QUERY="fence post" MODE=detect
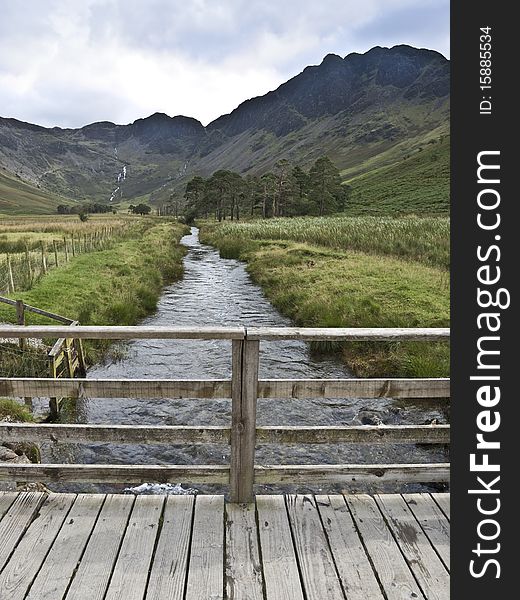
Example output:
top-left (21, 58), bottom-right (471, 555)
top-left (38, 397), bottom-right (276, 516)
top-left (63, 236), bottom-right (69, 262)
top-left (15, 299), bottom-right (25, 350)
top-left (48, 354), bottom-right (59, 419)
top-left (6, 254), bottom-right (15, 293)
top-left (230, 338), bottom-right (260, 503)
top-left (24, 246), bottom-right (32, 286)
top-left (40, 242), bottom-right (47, 275)
top-left (53, 241), bottom-right (59, 267)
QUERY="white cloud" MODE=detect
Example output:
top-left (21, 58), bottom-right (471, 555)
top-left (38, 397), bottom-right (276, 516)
top-left (0, 0), bottom-right (449, 128)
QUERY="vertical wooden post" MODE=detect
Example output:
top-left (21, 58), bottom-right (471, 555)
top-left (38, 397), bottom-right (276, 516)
top-left (6, 254), bottom-right (15, 293)
top-left (17, 298), bottom-right (31, 409)
top-left (63, 236), bottom-right (69, 262)
top-left (48, 355), bottom-right (59, 420)
top-left (53, 240), bottom-right (59, 267)
top-left (24, 246), bottom-right (32, 286)
top-left (40, 242), bottom-right (47, 275)
top-left (16, 299), bottom-right (25, 350)
top-left (64, 338), bottom-right (75, 377)
top-left (230, 338), bottom-right (260, 503)
top-left (71, 234), bottom-right (76, 257)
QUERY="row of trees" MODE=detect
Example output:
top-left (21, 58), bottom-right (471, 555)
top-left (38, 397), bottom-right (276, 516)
top-left (183, 157), bottom-right (347, 221)
top-left (57, 202), bottom-right (114, 215)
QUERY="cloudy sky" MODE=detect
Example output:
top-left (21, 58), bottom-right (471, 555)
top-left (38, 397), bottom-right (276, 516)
top-left (0, 0), bottom-right (449, 129)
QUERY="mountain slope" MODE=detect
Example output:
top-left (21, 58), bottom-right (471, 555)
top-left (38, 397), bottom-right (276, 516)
top-left (0, 167), bottom-right (71, 215)
top-left (344, 133), bottom-right (450, 215)
top-left (0, 45), bottom-right (449, 214)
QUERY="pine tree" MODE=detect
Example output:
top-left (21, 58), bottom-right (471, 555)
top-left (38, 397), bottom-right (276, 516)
top-left (308, 156), bottom-right (344, 216)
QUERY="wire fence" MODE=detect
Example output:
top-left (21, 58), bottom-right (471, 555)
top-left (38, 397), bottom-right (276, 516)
top-left (0, 225), bottom-right (127, 294)
top-left (0, 340), bottom-right (50, 378)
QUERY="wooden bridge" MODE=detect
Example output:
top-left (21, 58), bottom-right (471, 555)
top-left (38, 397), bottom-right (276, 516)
top-left (0, 325), bottom-right (450, 599)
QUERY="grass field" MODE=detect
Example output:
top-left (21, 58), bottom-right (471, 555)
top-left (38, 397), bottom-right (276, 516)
top-left (201, 216), bottom-right (449, 377)
top-left (212, 215), bottom-right (449, 270)
top-left (0, 218), bottom-right (188, 368)
top-left (0, 214), bottom-right (144, 292)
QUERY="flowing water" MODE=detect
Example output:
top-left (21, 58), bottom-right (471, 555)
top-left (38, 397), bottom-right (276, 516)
top-left (41, 227), bottom-right (449, 495)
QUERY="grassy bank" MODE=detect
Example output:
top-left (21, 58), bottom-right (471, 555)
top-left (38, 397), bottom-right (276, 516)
top-left (210, 215), bottom-right (449, 270)
top-left (201, 217), bottom-right (449, 377)
top-left (1, 219), bottom-right (188, 367)
top-left (343, 134), bottom-right (450, 216)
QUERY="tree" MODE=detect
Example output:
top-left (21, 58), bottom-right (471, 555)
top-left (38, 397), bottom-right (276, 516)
top-left (244, 175), bottom-right (262, 217)
top-left (132, 203), bottom-right (152, 215)
top-left (260, 173), bottom-right (277, 218)
top-left (184, 176), bottom-right (206, 216)
top-left (308, 156), bottom-right (345, 216)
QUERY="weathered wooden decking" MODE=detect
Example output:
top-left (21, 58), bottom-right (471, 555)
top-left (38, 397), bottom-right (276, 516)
top-left (0, 491), bottom-right (450, 600)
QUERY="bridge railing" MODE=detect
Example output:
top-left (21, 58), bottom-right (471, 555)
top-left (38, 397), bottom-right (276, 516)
top-left (0, 325), bottom-right (450, 502)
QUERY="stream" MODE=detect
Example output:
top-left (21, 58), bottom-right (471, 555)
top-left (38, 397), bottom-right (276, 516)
top-left (41, 227), bottom-right (449, 495)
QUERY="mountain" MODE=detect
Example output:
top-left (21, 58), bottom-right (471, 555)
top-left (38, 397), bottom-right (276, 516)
top-left (0, 167), bottom-right (70, 214)
top-left (0, 45), bottom-right (449, 214)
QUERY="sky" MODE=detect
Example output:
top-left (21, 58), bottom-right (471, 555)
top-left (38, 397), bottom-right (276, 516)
top-left (0, 0), bottom-right (449, 129)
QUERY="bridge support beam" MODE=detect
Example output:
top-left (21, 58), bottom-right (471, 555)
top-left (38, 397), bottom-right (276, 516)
top-left (230, 339), bottom-right (260, 503)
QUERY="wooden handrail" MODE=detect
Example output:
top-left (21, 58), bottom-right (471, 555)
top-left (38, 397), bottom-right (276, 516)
top-left (0, 296), bottom-right (74, 324)
top-left (0, 325), bottom-right (451, 501)
top-left (0, 325), bottom-right (450, 341)
top-left (0, 325), bottom-right (246, 339)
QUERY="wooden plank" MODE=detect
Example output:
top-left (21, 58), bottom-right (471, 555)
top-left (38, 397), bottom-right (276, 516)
top-left (404, 493), bottom-right (450, 570)
top-left (225, 502), bottom-right (263, 600)
top-left (256, 496), bottom-right (304, 600)
top-left (432, 493), bottom-right (450, 520)
top-left (0, 325), bottom-right (245, 340)
top-left (0, 378), bottom-right (232, 399)
top-left (230, 339), bottom-right (259, 503)
top-left (254, 464), bottom-right (450, 485)
top-left (185, 495), bottom-right (225, 600)
top-left (316, 495), bottom-right (385, 599)
top-left (0, 494), bottom-right (75, 600)
top-left (0, 492), bottom-right (45, 571)
top-left (256, 425), bottom-right (450, 445)
top-left (346, 494), bottom-right (425, 600)
top-left (247, 326), bottom-right (450, 341)
top-left (0, 492), bottom-right (17, 520)
top-left (105, 495), bottom-right (164, 600)
top-left (0, 464), bottom-right (230, 484)
top-left (375, 494), bottom-right (449, 599)
top-left (285, 495), bottom-right (344, 599)
top-left (26, 494), bottom-right (105, 600)
top-left (0, 377), bottom-right (450, 401)
top-left (0, 423), bottom-right (231, 445)
top-left (65, 494), bottom-right (135, 600)
top-left (258, 378), bottom-right (450, 399)
top-left (146, 495), bottom-right (195, 600)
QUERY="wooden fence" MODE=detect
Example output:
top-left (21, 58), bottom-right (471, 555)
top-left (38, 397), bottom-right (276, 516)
top-left (0, 296), bottom-right (86, 415)
top-left (0, 325), bottom-right (450, 502)
top-left (0, 226), bottom-right (122, 294)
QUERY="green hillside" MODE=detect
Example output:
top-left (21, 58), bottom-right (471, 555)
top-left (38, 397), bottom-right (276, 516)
top-left (0, 168), bottom-right (71, 215)
top-left (344, 134), bottom-right (449, 215)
